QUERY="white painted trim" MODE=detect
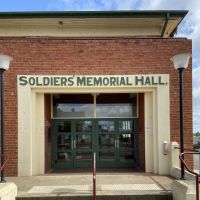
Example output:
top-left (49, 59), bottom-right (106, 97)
top-left (145, 92), bottom-right (154, 172)
top-left (18, 74), bottom-right (170, 175)
top-left (18, 85), bottom-right (32, 176)
top-left (157, 86), bottom-right (170, 175)
top-left (153, 90), bottom-right (158, 173)
top-left (31, 92), bottom-right (45, 175)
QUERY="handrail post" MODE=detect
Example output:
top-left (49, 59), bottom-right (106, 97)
top-left (93, 152), bottom-right (96, 200)
top-left (199, 153), bottom-right (200, 174)
top-left (0, 70), bottom-right (5, 182)
top-left (196, 175), bottom-right (199, 200)
top-left (0, 154), bottom-right (8, 179)
top-left (179, 152), bottom-right (200, 200)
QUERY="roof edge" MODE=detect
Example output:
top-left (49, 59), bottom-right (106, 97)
top-left (0, 10), bottom-right (188, 19)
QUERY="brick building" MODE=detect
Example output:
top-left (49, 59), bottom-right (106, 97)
top-left (0, 11), bottom-right (192, 176)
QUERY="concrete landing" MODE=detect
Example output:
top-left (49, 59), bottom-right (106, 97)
top-left (7, 173), bottom-right (173, 199)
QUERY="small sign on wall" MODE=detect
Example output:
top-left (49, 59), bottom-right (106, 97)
top-left (145, 126), bottom-right (151, 133)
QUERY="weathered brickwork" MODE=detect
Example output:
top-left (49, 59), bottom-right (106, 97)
top-left (0, 37), bottom-right (192, 176)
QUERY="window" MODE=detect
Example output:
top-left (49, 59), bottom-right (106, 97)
top-left (96, 93), bottom-right (137, 118)
top-left (53, 94), bottom-right (93, 118)
top-left (53, 93), bottom-right (137, 118)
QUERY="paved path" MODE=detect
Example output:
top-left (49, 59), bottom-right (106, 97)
top-left (194, 154), bottom-right (200, 170)
top-left (7, 173), bottom-right (173, 198)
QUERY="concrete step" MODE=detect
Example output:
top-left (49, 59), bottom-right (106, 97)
top-left (16, 193), bottom-right (172, 200)
top-left (8, 174), bottom-right (173, 200)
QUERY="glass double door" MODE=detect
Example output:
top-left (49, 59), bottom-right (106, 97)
top-left (97, 119), bottom-right (137, 168)
top-left (51, 118), bottom-right (137, 169)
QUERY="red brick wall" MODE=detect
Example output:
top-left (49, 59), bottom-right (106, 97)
top-left (0, 37), bottom-right (192, 176)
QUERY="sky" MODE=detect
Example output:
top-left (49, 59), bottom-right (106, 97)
top-left (0, 0), bottom-right (199, 132)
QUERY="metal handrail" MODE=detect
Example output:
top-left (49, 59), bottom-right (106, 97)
top-left (0, 154), bottom-right (8, 172)
top-left (93, 152), bottom-right (96, 200)
top-left (179, 152), bottom-right (200, 200)
top-left (175, 146), bottom-right (199, 152)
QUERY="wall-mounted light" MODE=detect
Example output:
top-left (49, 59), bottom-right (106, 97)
top-left (58, 21), bottom-right (64, 28)
top-left (0, 54), bottom-right (12, 70)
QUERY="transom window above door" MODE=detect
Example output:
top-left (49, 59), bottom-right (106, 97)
top-left (53, 93), bottom-right (138, 118)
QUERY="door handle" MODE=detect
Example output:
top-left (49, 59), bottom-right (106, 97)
top-left (115, 140), bottom-right (117, 148)
top-left (115, 139), bottom-right (119, 149)
top-left (71, 140), bottom-right (74, 150)
top-left (74, 139), bottom-right (76, 149)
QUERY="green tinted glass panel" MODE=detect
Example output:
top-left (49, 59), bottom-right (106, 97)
top-left (57, 152), bottom-right (72, 163)
top-left (57, 134), bottom-right (71, 150)
top-left (76, 134), bottom-right (92, 149)
top-left (119, 134), bottom-right (134, 149)
top-left (99, 151), bottom-right (115, 161)
top-left (120, 150), bottom-right (135, 162)
top-left (119, 120), bottom-right (134, 132)
top-left (76, 121), bottom-right (92, 132)
top-left (98, 121), bottom-right (114, 132)
top-left (99, 134), bottom-right (115, 149)
top-left (57, 121), bottom-right (71, 133)
top-left (76, 151), bottom-right (92, 162)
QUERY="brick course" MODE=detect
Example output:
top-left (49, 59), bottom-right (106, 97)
top-left (0, 37), bottom-right (192, 176)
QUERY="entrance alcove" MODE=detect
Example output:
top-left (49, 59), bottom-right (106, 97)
top-left (18, 74), bottom-right (170, 176)
top-left (44, 93), bottom-right (145, 172)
